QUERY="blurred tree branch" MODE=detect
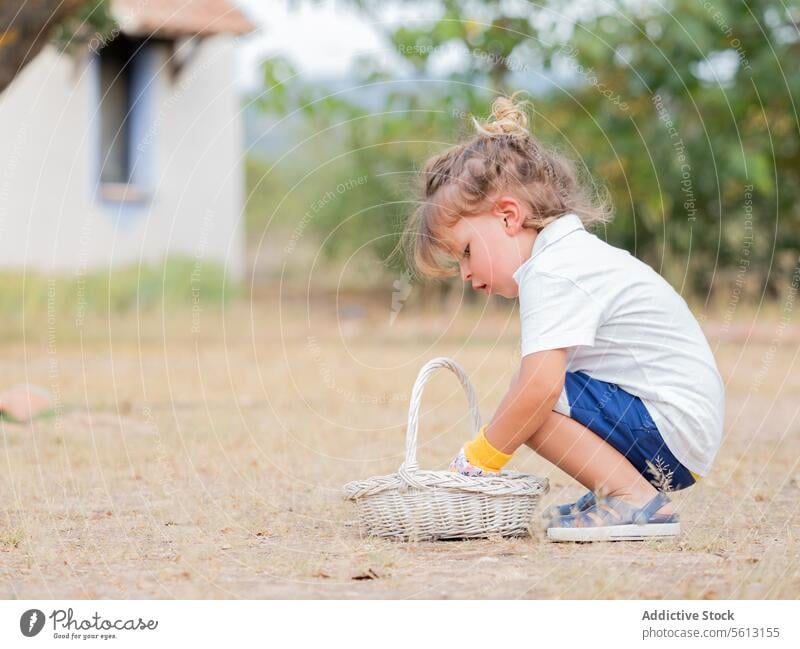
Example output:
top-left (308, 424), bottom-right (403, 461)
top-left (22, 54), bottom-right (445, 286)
top-left (0, 0), bottom-right (112, 95)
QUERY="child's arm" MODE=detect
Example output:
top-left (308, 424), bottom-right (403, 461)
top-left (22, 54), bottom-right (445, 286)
top-left (487, 348), bottom-right (566, 453)
top-left (450, 349), bottom-right (566, 475)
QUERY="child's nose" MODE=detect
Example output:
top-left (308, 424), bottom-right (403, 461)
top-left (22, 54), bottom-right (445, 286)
top-left (459, 261), bottom-right (471, 282)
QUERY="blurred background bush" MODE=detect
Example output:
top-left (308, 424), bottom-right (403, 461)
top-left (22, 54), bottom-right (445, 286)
top-left (247, 0), bottom-right (800, 308)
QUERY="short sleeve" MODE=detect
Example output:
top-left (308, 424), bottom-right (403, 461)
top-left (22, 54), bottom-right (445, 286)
top-left (517, 270), bottom-right (604, 358)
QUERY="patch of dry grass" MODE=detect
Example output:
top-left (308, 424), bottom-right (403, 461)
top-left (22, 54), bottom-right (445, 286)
top-left (0, 527), bottom-right (24, 550)
top-left (0, 302), bottom-right (798, 598)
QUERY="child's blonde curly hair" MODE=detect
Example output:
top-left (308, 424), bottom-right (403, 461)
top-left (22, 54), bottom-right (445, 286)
top-left (398, 93), bottom-right (611, 279)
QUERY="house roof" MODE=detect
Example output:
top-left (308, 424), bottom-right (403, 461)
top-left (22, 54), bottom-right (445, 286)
top-left (112, 0), bottom-right (256, 38)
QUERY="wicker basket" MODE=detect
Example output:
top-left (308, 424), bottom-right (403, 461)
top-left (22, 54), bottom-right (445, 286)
top-left (342, 357), bottom-right (549, 541)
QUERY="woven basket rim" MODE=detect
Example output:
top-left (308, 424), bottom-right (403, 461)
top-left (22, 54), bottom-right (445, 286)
top-left (342, 467), bottom-right (549, 500)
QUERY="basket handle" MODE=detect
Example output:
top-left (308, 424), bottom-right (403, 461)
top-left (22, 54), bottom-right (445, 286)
top-left (398, 357), bottom-right (482, 486)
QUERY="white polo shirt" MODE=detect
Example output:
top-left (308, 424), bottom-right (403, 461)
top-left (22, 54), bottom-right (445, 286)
top-left (512, 213), bottom-right (725, 476)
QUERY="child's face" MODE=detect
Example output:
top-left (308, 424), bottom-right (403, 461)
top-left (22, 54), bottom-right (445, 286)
top-left (442, 196), bottom-right (537, 299)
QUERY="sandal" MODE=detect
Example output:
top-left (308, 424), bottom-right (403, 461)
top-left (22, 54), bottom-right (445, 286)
top-left (546, 491), bottom-right (680, 542)
top-left (542, 490), bottom-right (596, 520)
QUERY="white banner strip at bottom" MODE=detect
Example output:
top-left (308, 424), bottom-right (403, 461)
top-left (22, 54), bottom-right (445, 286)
top-left (1, 600), bottom-right (797, 648)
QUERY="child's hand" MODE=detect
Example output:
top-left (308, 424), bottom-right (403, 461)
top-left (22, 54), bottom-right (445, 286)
top-left (449, 447), bottom-right (500, 477)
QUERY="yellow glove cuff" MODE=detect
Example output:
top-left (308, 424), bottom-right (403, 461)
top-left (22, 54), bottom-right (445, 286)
top-left (463, 425), bottom-right (512, 473)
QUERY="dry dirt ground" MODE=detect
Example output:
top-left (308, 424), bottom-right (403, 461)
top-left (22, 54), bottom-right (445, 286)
top-left (1, 302), bottom-right (798, 598)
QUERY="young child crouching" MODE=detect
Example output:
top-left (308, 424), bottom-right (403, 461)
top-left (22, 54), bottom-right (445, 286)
top-left (399, 95), bottom-right (725, 542)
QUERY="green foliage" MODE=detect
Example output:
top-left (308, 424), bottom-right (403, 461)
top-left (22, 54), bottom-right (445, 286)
top-left (540, 0), bottom-right (800, 296)
top-left (254, 0), bottom-right (800, 298)
top-left (52, 0), bottom-right (115, 52)
top-left (0, 257), bottom-right (236, 327)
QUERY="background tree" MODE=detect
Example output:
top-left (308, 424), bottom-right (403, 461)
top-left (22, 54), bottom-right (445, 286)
top-left (0, 0), bottom-right (112, 94)
top-left (251, 0), bottom-right (800, 302)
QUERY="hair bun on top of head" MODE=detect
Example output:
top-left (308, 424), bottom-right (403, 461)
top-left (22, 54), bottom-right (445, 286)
top-left (472, 93), bottom-right (530, 137)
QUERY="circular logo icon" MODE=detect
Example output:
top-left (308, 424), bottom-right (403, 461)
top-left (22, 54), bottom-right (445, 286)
top-left (20, 609), bottom-right (45, 637)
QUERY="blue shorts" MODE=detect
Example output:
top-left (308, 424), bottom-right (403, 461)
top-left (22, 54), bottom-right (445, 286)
top-left (563, 371), bottom-right (698, 492)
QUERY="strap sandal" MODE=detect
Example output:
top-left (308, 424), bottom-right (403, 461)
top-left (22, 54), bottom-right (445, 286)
top-left (541, 490), bottom-right (596, 520)
top-left (546, 491), bottom-right (680, 542)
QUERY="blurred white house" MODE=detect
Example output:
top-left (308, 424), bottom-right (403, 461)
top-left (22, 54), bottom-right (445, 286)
top-left (0, 0), bottom-right (254, 280)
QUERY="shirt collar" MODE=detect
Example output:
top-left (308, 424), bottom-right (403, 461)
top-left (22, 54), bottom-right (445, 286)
top-left (512, 213), bottom-right (585, 284)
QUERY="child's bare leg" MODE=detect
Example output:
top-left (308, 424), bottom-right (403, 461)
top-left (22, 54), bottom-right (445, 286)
top-left (524, 410), bottom-right (674, 519)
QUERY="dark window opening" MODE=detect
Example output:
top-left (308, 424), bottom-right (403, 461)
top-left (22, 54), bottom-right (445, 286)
top-left (97, 34), bottom-right (158, 204)
top-left (98, 35), bottom-right (141, 185)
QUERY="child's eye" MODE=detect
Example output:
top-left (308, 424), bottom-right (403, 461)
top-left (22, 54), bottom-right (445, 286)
top-left (463, 244), bottom-right (470, 258)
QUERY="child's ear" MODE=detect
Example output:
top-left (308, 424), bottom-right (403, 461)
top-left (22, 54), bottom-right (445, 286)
top-left (493, 195), bottom-right (525, 234)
